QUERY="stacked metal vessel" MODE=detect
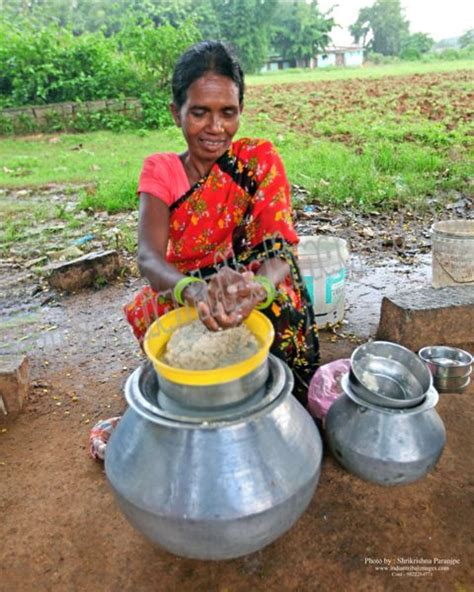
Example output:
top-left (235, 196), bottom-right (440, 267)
top-left (326, 341), bottom-right (446, 485)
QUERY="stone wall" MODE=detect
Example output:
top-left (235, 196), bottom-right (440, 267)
top-left (0, 98), bottom-right (142, 133)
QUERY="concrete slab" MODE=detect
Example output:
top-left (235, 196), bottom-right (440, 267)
top-left (376, 286), bottom-right (474, 352)
top-left (0, 354), bottom-right (29, 423)
top-left (47, 250), bottom-right (121, 292)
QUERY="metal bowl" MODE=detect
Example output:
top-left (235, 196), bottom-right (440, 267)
top-left (433, 371), bottom-right (471, 393)
top-left (157, 359), bottom-right (269, 409)
top-left (341, 374), bottom-right (439, 415)
top-left (418, 346), bottom-right (473, 378)
top-left (143, 307), bottom-right (275, 409)
top-left (350, 341), bottom-right (432, 409)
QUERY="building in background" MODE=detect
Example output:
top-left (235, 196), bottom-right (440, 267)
top-left (261, 46), bottom-right (364, 72)
top-left (315, 46), bottom-right (364, 68)
top-left (261, 55), bottom-right (295, 72)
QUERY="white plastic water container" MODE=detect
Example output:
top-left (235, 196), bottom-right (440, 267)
top-left (431, 220), bottom-right (474, 288)
top-left (297, 236), bottom-right (349, 327)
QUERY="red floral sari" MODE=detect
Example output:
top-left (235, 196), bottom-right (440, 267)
top-left (124, 138), bottom-right (319, 401)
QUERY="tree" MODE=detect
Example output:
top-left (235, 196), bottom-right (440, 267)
top-left (117, 17), bottom-right (200, 86)
top-left (271, 0), bottom-right (335, 65)
top-left (400, 32), bottom-right (434, 59)
top-left (1, 0), bottom-right (275, 72)
top-left (459, 28), bottom-right (474, 48)
top-left (349, 7), bottom-right (372, 48)
top-left (350, 0), bottom-right (409, 56)
top-left (220, 0), bottom-right (278, 72)
top-left (187, 0), bottom-right (222, 41)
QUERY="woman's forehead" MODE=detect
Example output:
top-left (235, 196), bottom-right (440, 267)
top-left (185, 73), bottom-right (240, 105)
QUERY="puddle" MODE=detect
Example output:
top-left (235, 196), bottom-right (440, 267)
top-left (343, 253), bottom-right (431, 338)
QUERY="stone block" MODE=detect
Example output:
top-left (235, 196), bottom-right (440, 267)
top-left (62, 102), bottom-right (74, 115)
top-left (0, 354), bottom-right (29, 423)
top-left (376, 286), bottom-right (474, 352)
top-left (32, 105), bottom-right (51, 124)
top-left (47, 250), bottom-right (121, 292)
top-left (86, 100), bottom-right (107, 113)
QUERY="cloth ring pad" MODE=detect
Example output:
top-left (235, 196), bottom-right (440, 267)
top-left (89, 417), bottom-right (121, 461)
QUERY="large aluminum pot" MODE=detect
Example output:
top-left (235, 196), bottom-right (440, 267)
top-left (325, 375), bottom-right (446, 486)
top-left (105, 356), bottom-right (323, 560)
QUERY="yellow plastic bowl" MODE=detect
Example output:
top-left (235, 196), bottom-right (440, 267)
top-left (143, 307), bottom-right (275, 386)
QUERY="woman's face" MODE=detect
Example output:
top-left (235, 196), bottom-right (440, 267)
top-left (171, 72), bottom-right (242, 164)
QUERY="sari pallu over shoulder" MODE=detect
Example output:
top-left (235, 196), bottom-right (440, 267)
top-left (166, 138), bottom-right (299, 273)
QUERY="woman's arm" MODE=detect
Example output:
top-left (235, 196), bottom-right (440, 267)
top-left (137, 193), bottom-right (183, 292)
top-left (137, 192), bottom-right (208, 306)
top-left (137, 193), bottom-right (234, 330)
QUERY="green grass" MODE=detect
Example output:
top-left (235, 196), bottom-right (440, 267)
top-left (0, 127), bottom-right (186, 187)
top-left (246, 59), bottom-right (474, 85)
top-left (0, 60), bottom-right (472, 216)
top-left (263, 135), bottom-right (449, 207)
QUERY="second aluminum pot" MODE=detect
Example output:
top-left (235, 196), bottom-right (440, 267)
top-left (325, 375), bottom-right (446, 486)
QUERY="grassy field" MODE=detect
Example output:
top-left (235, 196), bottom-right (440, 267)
top-left (0, 60), bottom-right (472, 218)
top-left (246, 59), bottom-right (474, 85)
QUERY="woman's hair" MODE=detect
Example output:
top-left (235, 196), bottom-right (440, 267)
top-left (172, 40), bottom-right (245, 109)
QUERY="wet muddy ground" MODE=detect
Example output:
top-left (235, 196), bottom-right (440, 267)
top-left (344, 253), bottom-right (431, 338)
top-left (1, 188), bottom-right (473, 591)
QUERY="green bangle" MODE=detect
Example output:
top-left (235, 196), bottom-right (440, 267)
top-left (173, 276), bottom-right (206, 306)
top-left (254, 275), bottom-right (277, 310)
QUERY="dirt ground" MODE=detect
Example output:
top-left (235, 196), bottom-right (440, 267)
top-left (1, 249), bottom-right (473, 591)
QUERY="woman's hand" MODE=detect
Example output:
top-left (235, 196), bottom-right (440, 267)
top-left (181, 281), bottom-right (218, 332)
top-left (207, 267), bottom-right (267, 329)
top-left (182, 267), bottom-right (272, 331)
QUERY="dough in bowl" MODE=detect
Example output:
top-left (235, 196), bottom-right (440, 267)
top-left (162, 320), bottom-right (259, 370)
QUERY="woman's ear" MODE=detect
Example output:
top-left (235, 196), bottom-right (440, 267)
top-left (170, 103), bottom-right (181, 127)
top-left (239, 102), bottom-right (244, 114)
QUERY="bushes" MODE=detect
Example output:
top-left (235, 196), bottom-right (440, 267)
top-left (400, 48), bottom-right (422, 61)
top-left (0, 23), bottom-right (136, 107)
top-left (366, 52), bottom-right (400, 65)
top-left (438, 48), bottom-right (462, 61)
top-left (366, 47), bottom-right (474, 65)
top-left (0, 17), bottom-right (200, 132)
top-left (436, 47), bottom-right (474, 60)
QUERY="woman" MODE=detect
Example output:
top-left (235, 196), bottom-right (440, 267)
top-left (124, 40), bottom-right (319, 403)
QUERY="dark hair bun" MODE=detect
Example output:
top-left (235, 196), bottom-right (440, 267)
top-left (172, 40), bottom-right (245, 109)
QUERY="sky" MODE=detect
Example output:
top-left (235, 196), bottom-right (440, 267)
top-left (318, 0), bottom-right (474, 45)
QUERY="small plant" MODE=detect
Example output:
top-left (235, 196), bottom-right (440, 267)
top-left (0, 115), bottom-right (13, 134)
top-left (4, 222), bottom-right (20, 242)
top-left (66, 218), bottom-right (83, 230)
top-left (78, 176), bottom-right (137, 214)
top-left (116, 225), bottom-right (138, 254)
top-left (94, 275), bottom-right (108, 288)
top-left (54, 204), bottom-right (68, 220)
